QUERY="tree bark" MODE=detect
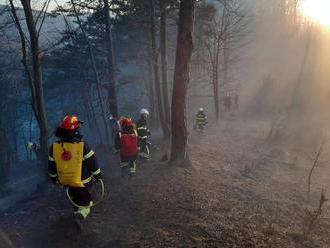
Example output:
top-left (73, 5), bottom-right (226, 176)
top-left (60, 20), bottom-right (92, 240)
top-left (29, 107), bottom-right (33, 160)
top-left (19, 0), bottom-right (49, 169)
top-left (170, 0), bottom-right (195, 166)
top-left (149, 0), bottom-right (170, 139)
top-left (208, 42), bottom-right (220, 122)
top-left (9, 0), bottom-right (37, 119)
top-left (222, 0), bottom-right (228, 88)
top-left (147, 56), bottom-right (157, 126)
top-left (0, 128), bottom-right (11, 186)
top-left (221, 0), bottom-right (228, 122)
top-left (160, 0), bottom-right (171, 133)
top-left (213, 52), bottom-right (220, 122)
top-left (103, 0), bottom-right (118, 117)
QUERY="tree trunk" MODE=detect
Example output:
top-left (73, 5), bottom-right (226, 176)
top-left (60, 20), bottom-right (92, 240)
top-left (213, 61), bottom-right (220, 122)
top-left (0, 128), bottom-right (11, 187)
top-left (147, 57), bottom-right (157, 127)
top-left (160, 0), bottom-right (171, 133)
top-left (20, 0), bottom-right (49, 169)
top-left (288, 30), bottom-right (311, 118)
top-left (170, 0), bottom-right (195, 166)
top-left (222, 0), bottom-right (229, 88)
top-left (149, 0), bottom-right (170, 139)
top-left (103, 0), bottom-right (118, 117)
top-left (211, 43), bottom-right (220, 122)
top-left (29, 107), bottom-right (33, 160)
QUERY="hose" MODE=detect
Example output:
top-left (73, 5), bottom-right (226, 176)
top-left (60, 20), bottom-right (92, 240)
top-left (65, 179), bottom-right (105, 208)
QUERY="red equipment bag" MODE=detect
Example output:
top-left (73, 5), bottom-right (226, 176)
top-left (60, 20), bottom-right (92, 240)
top-left (120, 132), bottom-right (138, 157)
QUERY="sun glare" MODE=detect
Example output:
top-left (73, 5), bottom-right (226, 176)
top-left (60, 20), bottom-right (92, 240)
top-left (300, 0), bottom-right (330, 27)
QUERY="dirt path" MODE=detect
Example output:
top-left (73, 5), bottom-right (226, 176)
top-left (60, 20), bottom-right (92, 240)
top-left (1, 117), bottom-right (330, 247)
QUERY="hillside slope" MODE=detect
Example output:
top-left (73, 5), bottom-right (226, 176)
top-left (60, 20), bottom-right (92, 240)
top-left (1, 115), bottom-right (330, 248)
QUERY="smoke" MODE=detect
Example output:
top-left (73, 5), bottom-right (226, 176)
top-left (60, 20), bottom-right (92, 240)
top-left (203, 0), bottom-right (222, 12)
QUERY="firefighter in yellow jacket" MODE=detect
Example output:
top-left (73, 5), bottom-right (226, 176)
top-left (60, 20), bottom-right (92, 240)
top-left (48, 115), bottom-right (102, 230)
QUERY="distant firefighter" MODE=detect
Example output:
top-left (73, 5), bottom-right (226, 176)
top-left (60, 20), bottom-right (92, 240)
top-left (224, 92), bottom-right (232, 111)
top-left (136, 108), bottom-right (151, 160)
top-left (195, 108), bottom-right (208, 130)
top-left (234, 93), bottom-right (239, 110)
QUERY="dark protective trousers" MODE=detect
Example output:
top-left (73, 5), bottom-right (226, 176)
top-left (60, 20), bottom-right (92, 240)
top-left (139, 139), bottom-right (150, 158)
top-left (68, 183), bottom-right (93, 219)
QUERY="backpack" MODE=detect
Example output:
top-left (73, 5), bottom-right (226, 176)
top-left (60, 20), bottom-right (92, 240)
top-left (120, 132), bottom-right (138, 157)
top-left (53, 142), bottom-right (84, 187)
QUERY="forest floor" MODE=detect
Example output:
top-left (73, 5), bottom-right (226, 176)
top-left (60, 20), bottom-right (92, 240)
top-left (1, 113), bottom-right (330, 248)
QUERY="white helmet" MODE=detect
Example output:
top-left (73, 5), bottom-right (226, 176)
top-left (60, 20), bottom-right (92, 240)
top-left (140, 108), bottom-right (150, 116)
top-left (199, 108), bottom-right (204, 112)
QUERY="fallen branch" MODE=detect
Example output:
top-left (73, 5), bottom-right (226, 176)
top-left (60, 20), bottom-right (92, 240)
top-left (307, 139), bottom-right (326, 197)
top-left (302, 189), bottom-right (327, 239)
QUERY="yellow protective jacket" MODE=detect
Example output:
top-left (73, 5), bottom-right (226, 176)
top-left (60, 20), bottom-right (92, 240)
top-left (48, 140), bottom-right (101, 187)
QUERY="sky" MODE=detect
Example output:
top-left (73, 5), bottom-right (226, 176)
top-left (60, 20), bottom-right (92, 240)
top-left (0, 0), bottom-right (66, 11)
top-left (0, 0), bottom-right (257, 11)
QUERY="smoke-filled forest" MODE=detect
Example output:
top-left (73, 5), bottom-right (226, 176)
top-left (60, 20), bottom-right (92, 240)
top-left (1, 0), bottom-right (330, 247)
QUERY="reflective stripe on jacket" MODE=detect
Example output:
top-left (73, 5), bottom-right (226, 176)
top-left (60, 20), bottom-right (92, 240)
top-left (48, 141), bottom-right (101, 185)
top-left (136, 118), bottom-right (150, 139)
top-left (196, 112), bottom-right (207, 123)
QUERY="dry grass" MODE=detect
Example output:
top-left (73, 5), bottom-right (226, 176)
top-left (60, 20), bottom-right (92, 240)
top-left (1, 117), bottom-right (330, 247)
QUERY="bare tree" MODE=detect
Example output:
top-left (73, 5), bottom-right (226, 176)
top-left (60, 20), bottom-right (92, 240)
top-left (10, 0), bottom-right (49, 171)
top-left (147, 49), bottom-right (157, 126)
top-left (198, 0), bottom-right (247, 122)
top-left (70, 0), bottom-right (111, 144)
top-left (203, 14), bottom-right (223, 122)
top-left (149, 0), bottom-right (170, 139)
top-left (170, 0), bottom-right (195, 166)
top-left (53, 0), bottom-right (104, 144)
top-left (305, 139), bottom-right (326, 197)
top-left (103, 0), bottom-right (118, 117)
top-left (160, 0), bottom-right (171, 133)
top-left (303, 190), bottom-right (327, 239)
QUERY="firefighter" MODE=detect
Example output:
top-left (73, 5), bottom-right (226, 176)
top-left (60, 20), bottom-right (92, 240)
top-left (196, 108), bottom-right (208, 130)
top-left (48, 115), bottom-right (102, 231)
top-left (234, 93), bottom-right (239, 110)
top-left (115, 117), bottom-right (139, 177)
top-left (136, 108), bottom-right (151, 159)
top-left (224, 92), bottom-right (232, 111)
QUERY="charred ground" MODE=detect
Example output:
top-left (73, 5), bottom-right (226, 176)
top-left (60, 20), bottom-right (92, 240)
top-left (1, 115), bottom-right (330, 248)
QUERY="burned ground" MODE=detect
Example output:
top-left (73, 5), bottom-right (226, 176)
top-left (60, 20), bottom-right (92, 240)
top-left (1, 115), bottom-right (330, 248)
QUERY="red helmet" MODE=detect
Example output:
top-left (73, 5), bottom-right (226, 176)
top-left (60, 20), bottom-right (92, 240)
top-left (60, 115), bottom-right (82, 131)
top-left (120, 117), bottom-right (134, 128)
